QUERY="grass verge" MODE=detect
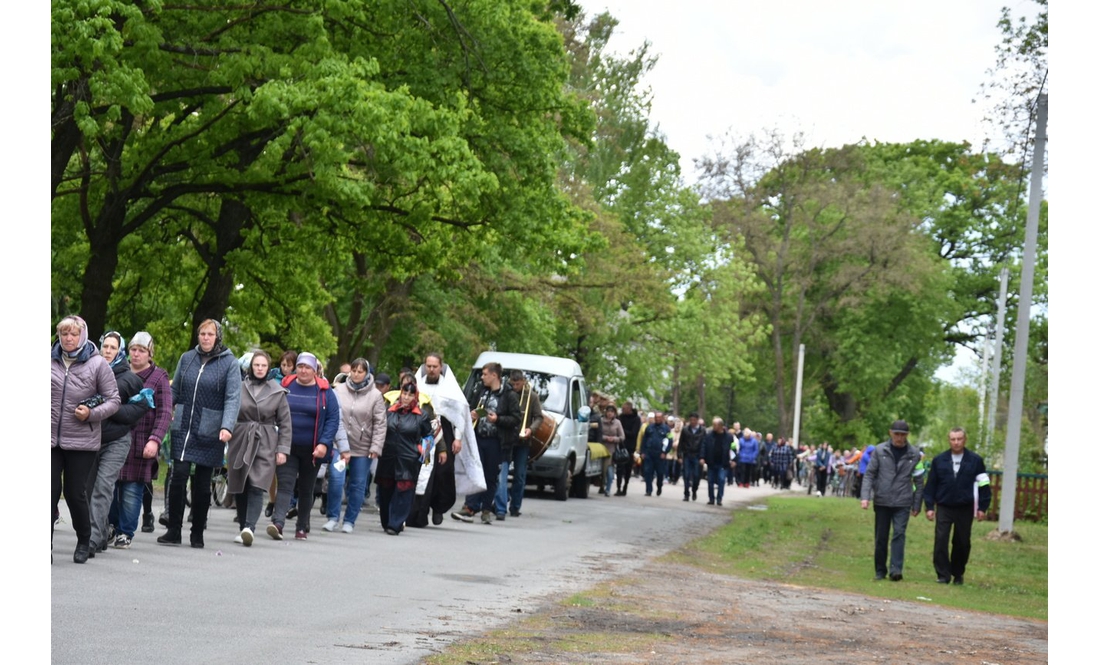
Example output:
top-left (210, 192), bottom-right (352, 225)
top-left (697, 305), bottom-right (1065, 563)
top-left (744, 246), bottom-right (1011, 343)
top-left (666, 494), bottom-right (1047, 620)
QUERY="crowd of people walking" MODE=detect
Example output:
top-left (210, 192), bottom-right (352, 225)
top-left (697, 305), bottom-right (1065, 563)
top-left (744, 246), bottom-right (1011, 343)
top-left (53, 314), bottom-right (987, 589)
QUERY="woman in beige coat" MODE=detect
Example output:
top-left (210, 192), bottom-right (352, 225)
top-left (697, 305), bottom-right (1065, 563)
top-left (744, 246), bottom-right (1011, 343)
top-left (228, 350), bottom-right (291, 546)
top-left (324, 358), bottom-right (387, 533)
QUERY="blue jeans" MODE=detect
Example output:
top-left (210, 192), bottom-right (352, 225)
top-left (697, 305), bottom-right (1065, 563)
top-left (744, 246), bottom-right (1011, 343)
top-left (464, 437), bottom-right (500, 513)
top-left (110, 481), bottom-right (144, 539)
top-left (604, 459), bottom-right (615, 494)
top-left (873, 505), bottom-right (912, 577)
top-left (327, 456), bottom-right (371, 525)
top-left (707, 466), bottom-right (726, 503)
top-left (494, 445), bottom-right (529, 516)
top-left (681, 457), bottom-right (700, 497)
top-left (642, 452), bottom-right (665, 494)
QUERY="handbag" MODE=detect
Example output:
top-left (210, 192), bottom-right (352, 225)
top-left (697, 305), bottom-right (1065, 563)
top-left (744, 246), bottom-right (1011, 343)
top-left (613, 445), bottom-right (632, 465)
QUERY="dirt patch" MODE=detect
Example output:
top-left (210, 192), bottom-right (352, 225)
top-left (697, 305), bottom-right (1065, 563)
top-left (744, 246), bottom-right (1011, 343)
top-left (429, 562), bottom-right (1047, 664)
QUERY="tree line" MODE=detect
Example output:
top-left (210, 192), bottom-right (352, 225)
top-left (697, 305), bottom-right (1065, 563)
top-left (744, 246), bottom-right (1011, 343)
top-left (51, 1), bottom-right (1047, 469)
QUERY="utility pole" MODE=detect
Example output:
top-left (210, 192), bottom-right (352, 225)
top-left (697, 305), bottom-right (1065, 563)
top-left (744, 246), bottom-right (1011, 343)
top-left (999, 93), bottom-right (1046, 535)
top-left (984, 266), bottom-right (1010, 454)
top-left (792, 344), bottom-right (805, 448)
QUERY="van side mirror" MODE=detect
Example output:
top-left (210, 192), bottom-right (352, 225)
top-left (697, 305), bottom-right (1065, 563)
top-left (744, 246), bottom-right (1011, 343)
top-left (578, 405), bottom-right (591, 423)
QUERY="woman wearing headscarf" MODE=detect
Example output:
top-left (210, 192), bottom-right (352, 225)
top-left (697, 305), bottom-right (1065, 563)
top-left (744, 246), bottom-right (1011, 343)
top-left (325, 358), bottom-right (386, 534)
top-left (88, 331), bottom-right (151, 555)
top-left (268, 351), bottom-right (340, 541)
top-left (51, 315), bottom-right (121, 563)
top-left (228, 350), bottom-right (291, 546)
top-left (376, 382), bottom-right (433, 535)
top-left (264, 350), bottom-right (298, 518)
top-left (158, 319), bottom-right (240, 548)
top-left (111, 331), bottom-right (172, 548)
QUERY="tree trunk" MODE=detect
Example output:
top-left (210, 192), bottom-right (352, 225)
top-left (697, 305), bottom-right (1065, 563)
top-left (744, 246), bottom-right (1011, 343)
top-left (190, 199), bottom-right (251, 346)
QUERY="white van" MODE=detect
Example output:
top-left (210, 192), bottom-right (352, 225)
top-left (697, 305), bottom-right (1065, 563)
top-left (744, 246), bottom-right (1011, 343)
top-left (463, 351), bottom-right (600, 500)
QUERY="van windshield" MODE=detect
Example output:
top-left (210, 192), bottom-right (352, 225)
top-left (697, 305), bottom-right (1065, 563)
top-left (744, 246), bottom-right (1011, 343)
top-left (464, 369), bottom-right (569, 416)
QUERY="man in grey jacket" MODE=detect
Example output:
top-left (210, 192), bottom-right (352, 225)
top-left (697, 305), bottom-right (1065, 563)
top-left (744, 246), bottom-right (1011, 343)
top-left (860, 420), bottom-right (925, 581)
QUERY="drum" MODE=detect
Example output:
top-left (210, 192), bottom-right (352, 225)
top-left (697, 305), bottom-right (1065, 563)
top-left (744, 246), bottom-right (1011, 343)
top-left (526, 415), bottom-right (558, 462)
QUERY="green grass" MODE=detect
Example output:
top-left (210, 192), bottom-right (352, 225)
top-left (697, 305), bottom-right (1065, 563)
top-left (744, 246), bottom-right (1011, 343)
top-left (667, 495), bottom-right (1048, 620)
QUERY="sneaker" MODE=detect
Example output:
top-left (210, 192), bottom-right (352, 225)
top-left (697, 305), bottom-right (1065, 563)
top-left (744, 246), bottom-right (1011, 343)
top-left (481, 510), bottom-right (493, 525)
top-left (341, 522), bottom-right (354, 534)
top-left (267, 523), bottom-right (283, 540)
top-left (112, 534), bottom-right (132, 549)
top-left (295, 529), bottom-right (307, 540)
top-left (452, 507), bottom-right (475, 523)
top-left (240, 528), bottom-right (254, 547)
top-left (141, 513), bottom-right (155, 533)
top-left (322, 519), bottom-right (339, 532)
top-left (234, 533), bottom-right (244, 544)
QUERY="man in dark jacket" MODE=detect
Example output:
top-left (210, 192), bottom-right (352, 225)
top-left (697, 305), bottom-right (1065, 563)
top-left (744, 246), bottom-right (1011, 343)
top-left (453, 362), bottom-right (521, 525)
top-left (923, 427), bottom-right (991, 585)
top-left (615, 402), bottom-right (642, 496)
top-left (701, 418), bottom-right (735, 506)
top-left (639, 412), bottom-right (672, 496)
top-left (860, 420), bottom-right (925, 582)
top-left (678, 413), bottom-right (706, 501)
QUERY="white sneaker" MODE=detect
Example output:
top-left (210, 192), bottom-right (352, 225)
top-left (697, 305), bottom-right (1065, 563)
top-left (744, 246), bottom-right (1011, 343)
top-left (233, 533), bottom-right (244, 544)
top-left (240, 527), bottom-right (254, 547)
top-left (341, 522), bottom-right (354, 534)
top-left (322, 519), bottom-right (339, 532)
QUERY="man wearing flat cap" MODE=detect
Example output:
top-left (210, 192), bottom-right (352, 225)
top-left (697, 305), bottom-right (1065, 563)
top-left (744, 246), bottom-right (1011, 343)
top-left (860, 420), bottom-right (925, 581)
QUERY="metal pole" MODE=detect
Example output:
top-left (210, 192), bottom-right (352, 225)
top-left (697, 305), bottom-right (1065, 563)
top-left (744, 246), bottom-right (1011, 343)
top-left (978, 334), bottom-right (989, 444)
top-left (792, 344), bottom-right (805, 449)
top-left (999, 93), bottom-right (1046, 535)
top-left (985, 266), bottom-right (1010, 454)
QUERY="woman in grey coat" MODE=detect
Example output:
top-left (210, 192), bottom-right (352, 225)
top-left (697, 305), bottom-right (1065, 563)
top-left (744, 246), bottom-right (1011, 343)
top-left (228, 350), bottom-right (292, 546)
top-left (51, 315), bottom-right (121, 563)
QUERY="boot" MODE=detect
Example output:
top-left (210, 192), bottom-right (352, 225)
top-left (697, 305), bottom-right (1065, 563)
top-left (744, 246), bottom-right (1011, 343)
top-left (141, 513), bottom-right (155, 533)
top-left (157, 528), bottom-right (182, 545)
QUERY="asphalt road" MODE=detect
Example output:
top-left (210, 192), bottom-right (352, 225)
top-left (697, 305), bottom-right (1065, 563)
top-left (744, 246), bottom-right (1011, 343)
top-left (51, 478), bottom-right (786, 664)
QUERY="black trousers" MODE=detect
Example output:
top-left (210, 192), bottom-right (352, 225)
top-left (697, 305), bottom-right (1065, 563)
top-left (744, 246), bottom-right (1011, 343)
top-left (168, 461), bottom-right (214, 539)
top-left (409, 421), bottom-right (458, 527)
top-left (272, 447), bottom-right (319, 532)
top-left (933, 504), bottom-right (976, 580)
top-left (52, 447), bottom-right (99, 544)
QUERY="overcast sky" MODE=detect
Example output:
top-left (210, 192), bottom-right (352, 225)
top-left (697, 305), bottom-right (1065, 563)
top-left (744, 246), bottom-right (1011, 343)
top-left (584, 0), bottom-right (1021, 180)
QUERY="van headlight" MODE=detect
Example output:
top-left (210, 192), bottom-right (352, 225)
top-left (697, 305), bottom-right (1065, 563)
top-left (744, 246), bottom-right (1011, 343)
top-left (549, 433), bottom-right (561, 450)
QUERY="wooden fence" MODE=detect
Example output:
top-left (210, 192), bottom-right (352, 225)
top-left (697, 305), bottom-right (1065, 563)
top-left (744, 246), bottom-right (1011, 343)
top-left (986, 471), bottom-right (1047, 522)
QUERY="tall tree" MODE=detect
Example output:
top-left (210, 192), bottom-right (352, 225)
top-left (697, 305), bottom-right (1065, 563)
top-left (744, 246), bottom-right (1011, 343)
top-left (52, 1), bottom-right (593, 363)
